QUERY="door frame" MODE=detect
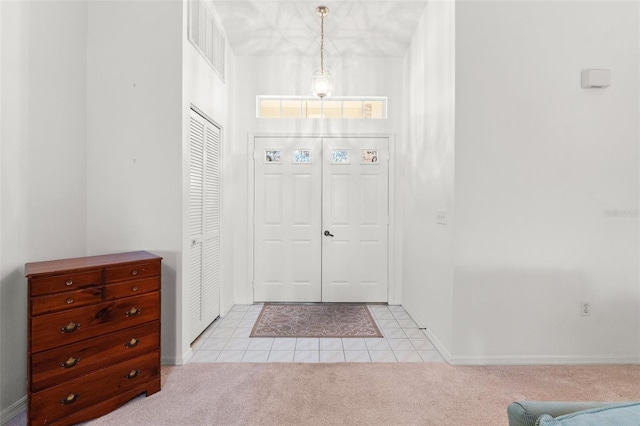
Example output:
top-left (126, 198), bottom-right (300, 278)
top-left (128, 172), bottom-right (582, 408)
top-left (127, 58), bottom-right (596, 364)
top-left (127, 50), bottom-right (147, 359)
top-left (246, 133), bottom-right (400, 304)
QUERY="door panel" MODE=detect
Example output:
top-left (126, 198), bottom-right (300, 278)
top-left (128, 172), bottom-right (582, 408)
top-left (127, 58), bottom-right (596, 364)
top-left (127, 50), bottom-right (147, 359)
top-left (322, 138), bottom-right (389, 302)
top-left (253, 138), bottom-right (322, 302)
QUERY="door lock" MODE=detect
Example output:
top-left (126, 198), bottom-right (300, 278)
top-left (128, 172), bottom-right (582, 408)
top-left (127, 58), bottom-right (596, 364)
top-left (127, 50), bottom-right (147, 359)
top-left (324, 230), bottom-right (334, 237)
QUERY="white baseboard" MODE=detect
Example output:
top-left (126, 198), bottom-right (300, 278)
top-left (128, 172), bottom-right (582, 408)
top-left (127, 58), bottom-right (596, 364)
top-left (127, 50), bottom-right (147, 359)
top-left (401, 304), bottom-right (453, 364)
top-left (399, 304), bottom-right (640, 366)
top-left (161, 355), bottom-right (180, 365)
top-left (421, 326), bottom-right (454, 364)
top-left (234, 297), bottom-right (253, 306)
top-left (162, 345), bottom-right (194, 366)
top-left (180, 346), bottom-right (195, 365)
top-left (1, 396), bottom-right (26, 426)
top-left (221, 299), bottom-right (235, 316)
top-left (450, 354), bottom-right (640, 366)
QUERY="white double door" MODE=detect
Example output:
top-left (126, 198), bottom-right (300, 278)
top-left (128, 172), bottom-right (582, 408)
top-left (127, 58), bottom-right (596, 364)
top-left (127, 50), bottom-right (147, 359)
top-left (254, 137), bottom-right (389, 303)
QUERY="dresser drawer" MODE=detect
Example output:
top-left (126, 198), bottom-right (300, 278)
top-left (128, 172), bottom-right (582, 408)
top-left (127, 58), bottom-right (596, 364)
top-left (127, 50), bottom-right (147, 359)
top-left (31, 288), bottom-right (103, 316)
top-left (29, 351), bottom-right (159, 426)
top-left (31, 321), bottom-right (159, 392)
top-left (30, 292), bottom-right (160, 353)
top-left (104, 276), bottom-right (160, 300)
top-left (30, 270), bottom-right (103, 297)
top-left (106, 261), bottom-right (160, 283)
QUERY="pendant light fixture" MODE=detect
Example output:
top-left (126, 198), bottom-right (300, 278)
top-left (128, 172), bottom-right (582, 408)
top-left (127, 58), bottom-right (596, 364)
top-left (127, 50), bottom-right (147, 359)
top-left (312, 5), bottom-right (332, 98)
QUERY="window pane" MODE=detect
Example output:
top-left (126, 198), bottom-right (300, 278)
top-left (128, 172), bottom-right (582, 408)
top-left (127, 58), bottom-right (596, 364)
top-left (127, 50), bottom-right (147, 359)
top-left (258, 97), bottom-right (386, 119)
top-left (362, 150), bottom-right (379, 163)
top-left (304, 101), bottom-right (322, 118)
top-left (332, 150), bottom-right (349, 163)
top-left (260, 100), bottom-right (280, 118)
top-left (294, 150), bottom-right (311, 163)
top-left (281, 100), bottom-right (301, 118)
top-left (343, 101), bottom-right (363, 119)
top-left (363, 101), bottom-right (384, 119)
top-left (323, 101), bottom-right (342, 118)
top-left (265, 150), bottom-right (282, 162)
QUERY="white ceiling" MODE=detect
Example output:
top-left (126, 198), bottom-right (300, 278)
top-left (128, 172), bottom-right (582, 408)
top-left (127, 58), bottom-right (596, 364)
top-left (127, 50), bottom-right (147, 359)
top-left (211, 0), bottom-right (428, 57)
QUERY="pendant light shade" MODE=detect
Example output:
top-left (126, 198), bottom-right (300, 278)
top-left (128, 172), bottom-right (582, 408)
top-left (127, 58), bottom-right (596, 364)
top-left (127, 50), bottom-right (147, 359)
top-left (312, 69), bottom-right (332, 99)
top-left (312, 6), bottom-right (332, 98)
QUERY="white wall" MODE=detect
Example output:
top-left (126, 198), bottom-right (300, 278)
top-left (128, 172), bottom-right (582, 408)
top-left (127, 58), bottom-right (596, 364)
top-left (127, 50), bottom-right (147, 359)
top-left (0, 3), bottom-right (233, 419)
top-left (85, 0), bottom-right (183, 364)
top-left (1, 0), bottom-right (88, 419)
top-left (85, 0), bottom-right (236, 366)
top-left (453, 0), bottom-right (640, 363)
top-left (233, 55), bottom-right (404, 305)
top-left (179, 0), bottom-right (236, 362)
top-left (401, 1), bottom-right (456, 357)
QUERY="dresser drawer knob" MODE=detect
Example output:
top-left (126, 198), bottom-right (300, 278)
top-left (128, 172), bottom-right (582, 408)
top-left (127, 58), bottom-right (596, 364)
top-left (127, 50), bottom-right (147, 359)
top-left (61, 322), bottom-right (80, 333)
top-left (60, 393), bottom-right (79, 405)
top-left (131, 285), bottom-right (138, 292)
top-left (61, 356), bottom-right (80, 369)
top-left (66, 298), bottom-right (74, 304)
top-left (125, 338), bottom-right (140, 348)
top-left (65, 279), bottom-right (74, 286)
top-left (125, 307), bottom-right (141, 317)
top-left (131, 269), bottom-right (138, 276)
top-left (124, 369), bottom-right (140, 380)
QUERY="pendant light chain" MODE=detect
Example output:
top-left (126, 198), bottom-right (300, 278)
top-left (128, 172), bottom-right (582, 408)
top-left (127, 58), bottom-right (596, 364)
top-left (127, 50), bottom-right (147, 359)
top-left (320, 13), bottom-right (325, 73)
top-left (312, 5), bottom-right (332, 98)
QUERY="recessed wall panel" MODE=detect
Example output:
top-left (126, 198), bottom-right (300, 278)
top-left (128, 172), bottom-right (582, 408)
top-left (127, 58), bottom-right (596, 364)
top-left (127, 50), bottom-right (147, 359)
top-left (293, 174), bottom-right (312, 225)
top-left (263, 240), bottom-right (283, 283)
top-left (360, 241), bottom-right (379, 284)
top-left (292, 240), bottom-right (314, 285)
top-left (263, 174), bottom-right (283, 225)
top-left (361, 174), bottom-right (379, 225)
top-left (329, 241), bottom-right (349, 284)
top-left (331, 174), bottom-right (349, 225)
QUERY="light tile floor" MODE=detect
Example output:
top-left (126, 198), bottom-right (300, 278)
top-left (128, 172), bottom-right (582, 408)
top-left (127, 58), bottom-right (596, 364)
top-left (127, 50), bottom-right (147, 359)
top-left (190, 304), bottom-right (446, 363)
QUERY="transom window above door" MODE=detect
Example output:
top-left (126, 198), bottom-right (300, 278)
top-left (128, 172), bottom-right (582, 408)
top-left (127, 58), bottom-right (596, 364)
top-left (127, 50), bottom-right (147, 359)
top-left (257, 96), bottom-right (387, 119)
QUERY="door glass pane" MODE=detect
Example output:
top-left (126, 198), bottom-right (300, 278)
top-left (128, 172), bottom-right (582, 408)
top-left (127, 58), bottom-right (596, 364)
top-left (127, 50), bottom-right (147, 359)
top-left (343, 101), bottom-right (363, 119)
top-left (362, 150), bottom-right (379, 163)
top-left (323, 101), bottom-right (342, 118)
top-left (260, 99), bottom-right (280, 118)
top-left (282, 100), bottom-right (301, 118)
top-left (265, 150), bottom-right (282, 162)
top-left (294, 150), bottom-right (311, 163)
top-left (332, 150), bottom-right (349, 163)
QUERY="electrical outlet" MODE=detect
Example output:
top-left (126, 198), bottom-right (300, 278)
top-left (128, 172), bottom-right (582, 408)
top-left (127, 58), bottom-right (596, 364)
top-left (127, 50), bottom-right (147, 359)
top-left (581, 301), bottom-right (590, 316)
top-left (436, 210), bottom-right (447, 225)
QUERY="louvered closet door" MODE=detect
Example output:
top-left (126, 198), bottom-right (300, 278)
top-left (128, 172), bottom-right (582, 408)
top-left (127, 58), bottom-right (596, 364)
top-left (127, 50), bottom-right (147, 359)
top-left (189, 110), bottom-right (221, 342)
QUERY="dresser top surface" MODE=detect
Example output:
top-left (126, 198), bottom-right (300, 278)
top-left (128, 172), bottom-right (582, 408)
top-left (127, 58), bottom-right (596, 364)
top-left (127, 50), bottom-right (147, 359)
top-left (25, 251), bottom-right (162, 277)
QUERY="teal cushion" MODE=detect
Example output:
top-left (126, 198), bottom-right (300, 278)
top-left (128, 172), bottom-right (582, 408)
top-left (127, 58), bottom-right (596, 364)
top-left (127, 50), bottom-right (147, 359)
top-left (536, 403), bottom-right (640, 426)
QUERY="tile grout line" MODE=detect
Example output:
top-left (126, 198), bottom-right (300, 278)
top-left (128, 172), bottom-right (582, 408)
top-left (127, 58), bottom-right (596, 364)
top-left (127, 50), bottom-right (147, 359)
top-left (192, 304), bottom-right (444, 364)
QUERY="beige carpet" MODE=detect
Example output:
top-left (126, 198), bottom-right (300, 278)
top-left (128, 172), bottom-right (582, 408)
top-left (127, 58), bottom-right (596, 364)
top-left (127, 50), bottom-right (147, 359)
top-left (250, 304), bottom-right (383, 338)
top-left (74, 363), bottom-right (640, 426)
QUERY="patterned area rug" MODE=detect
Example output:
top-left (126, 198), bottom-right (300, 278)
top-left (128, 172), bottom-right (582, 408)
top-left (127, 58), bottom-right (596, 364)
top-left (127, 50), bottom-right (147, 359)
top-left (250, 303), bottom-right (383, 338)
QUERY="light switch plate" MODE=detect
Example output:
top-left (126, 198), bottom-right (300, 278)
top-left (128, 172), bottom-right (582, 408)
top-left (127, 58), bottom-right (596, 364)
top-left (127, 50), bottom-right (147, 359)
top-left (581, 69), bottom-right (610, 88)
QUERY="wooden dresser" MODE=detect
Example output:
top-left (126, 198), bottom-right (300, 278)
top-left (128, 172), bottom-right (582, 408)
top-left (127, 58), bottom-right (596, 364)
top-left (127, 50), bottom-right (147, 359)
top-left (25, 251), bottom-right (162, 425)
